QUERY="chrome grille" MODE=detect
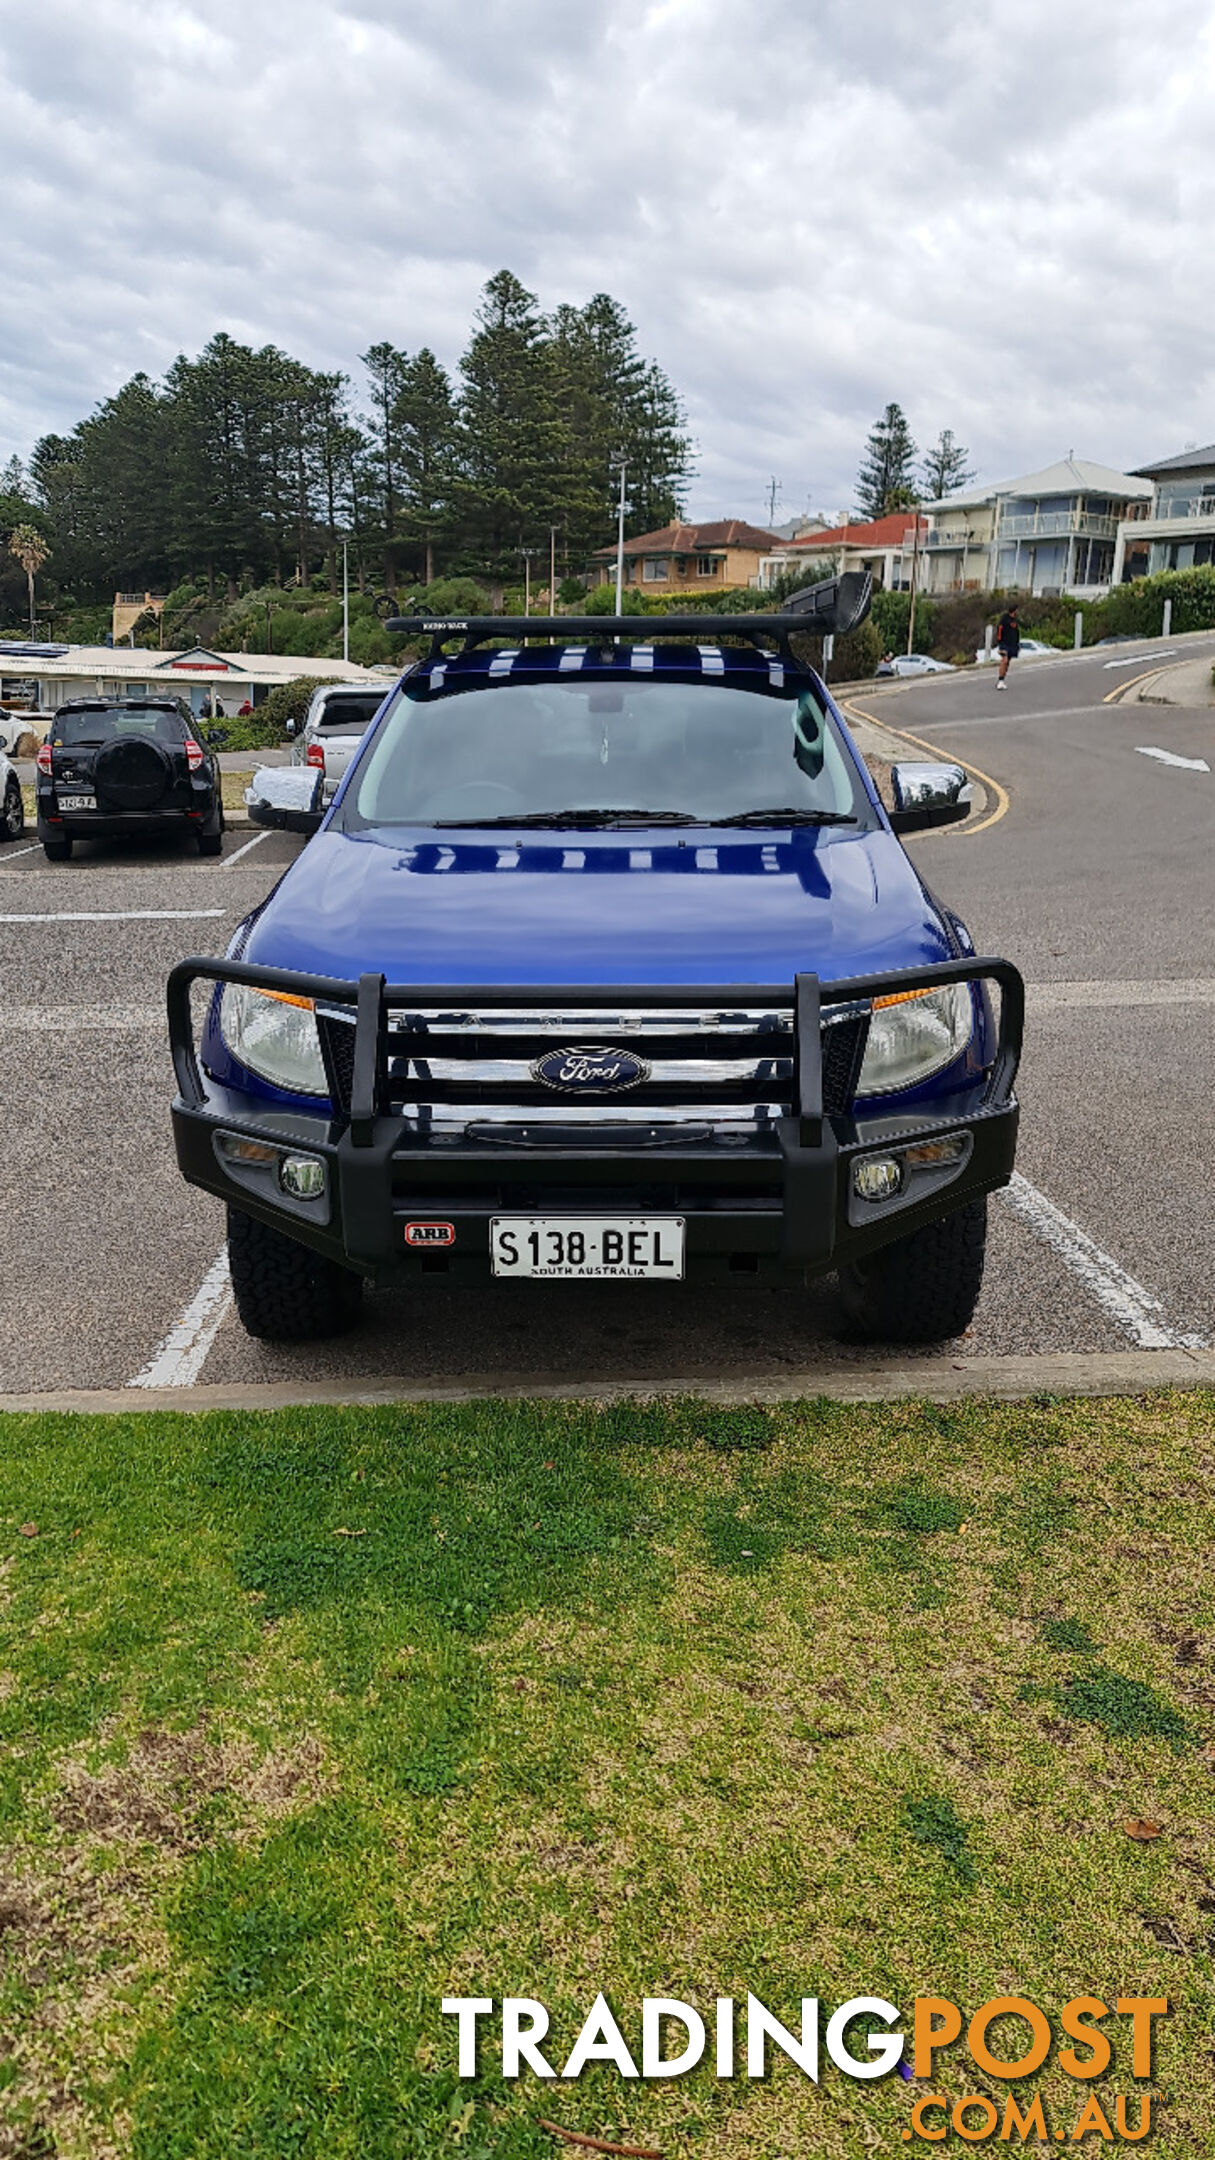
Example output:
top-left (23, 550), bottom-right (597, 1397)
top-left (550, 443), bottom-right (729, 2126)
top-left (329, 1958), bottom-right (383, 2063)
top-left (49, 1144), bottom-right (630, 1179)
top-left (317, 1002), bottom-right (867, 1137)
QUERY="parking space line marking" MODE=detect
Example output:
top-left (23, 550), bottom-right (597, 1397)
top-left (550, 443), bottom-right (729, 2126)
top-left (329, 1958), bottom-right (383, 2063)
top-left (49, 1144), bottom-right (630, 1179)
top-left (1028, 978), bottom-right (1215, 1010)
top-left (222, 830), bottom-right (271, 867)
top-left (5, 1004), bottom-right (161, 1031)
top-left (1135, 745), bottom-right (1210, 771)
top-left (0, 907), bottom-right (227, 923)
top-left (1, 842), bottom-right (40, 859)
top-left (129, 1249), bottom-right (232, 1387)
top-left (999, 1172), bottom-right (1206, 1349)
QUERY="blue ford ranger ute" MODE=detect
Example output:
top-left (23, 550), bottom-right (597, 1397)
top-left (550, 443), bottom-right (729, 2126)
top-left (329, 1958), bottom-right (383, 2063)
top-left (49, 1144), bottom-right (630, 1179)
top-left (167, 576), bottom-right (1023, 1344)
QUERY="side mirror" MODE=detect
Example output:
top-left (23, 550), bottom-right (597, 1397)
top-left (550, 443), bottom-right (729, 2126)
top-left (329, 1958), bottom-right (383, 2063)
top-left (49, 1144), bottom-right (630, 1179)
top-left (285, 717), bottom-right (297, 738)
top-left (203, 724), bottom-right (229, 749)
top-left (888, 761), bottom-right (970, 834)
top-left (244, 765), bottom-right (324, 835)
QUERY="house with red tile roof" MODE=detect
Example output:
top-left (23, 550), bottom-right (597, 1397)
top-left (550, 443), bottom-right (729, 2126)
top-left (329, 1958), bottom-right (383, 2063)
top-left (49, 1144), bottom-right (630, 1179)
top-left (756, 512), bottom-right (929, 594)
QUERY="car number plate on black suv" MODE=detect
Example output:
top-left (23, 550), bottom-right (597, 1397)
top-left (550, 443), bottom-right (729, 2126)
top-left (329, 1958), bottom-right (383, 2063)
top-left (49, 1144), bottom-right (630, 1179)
top-left (490, 1217), bottom-right (685, 1279)
top-left (57, 793), bottom-right (96, 811)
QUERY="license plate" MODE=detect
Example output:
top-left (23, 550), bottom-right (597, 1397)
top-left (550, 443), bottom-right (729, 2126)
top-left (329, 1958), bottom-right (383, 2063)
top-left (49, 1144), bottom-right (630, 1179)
top-left (490, 1217), bottom-right (685, 1279)
top-left (57, 793), bottom-right (95, 811)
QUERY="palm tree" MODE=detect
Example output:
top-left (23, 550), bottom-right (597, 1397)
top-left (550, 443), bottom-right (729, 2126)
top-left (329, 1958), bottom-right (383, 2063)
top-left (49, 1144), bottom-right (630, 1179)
top-left (8, 523), bottom-right (50, 636)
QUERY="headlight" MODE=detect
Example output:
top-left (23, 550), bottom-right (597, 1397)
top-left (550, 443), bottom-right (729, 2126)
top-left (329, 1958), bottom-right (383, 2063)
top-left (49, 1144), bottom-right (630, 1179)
top-left (857, 981), bottom-right (973, 1096)
top-left (221, 985), bottom-right (327, 1096)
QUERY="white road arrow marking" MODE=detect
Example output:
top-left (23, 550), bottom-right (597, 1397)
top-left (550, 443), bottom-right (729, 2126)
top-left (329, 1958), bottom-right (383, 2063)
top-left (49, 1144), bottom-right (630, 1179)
top-left (1135, 746), bottom-right (1210, 771)
top-left (1103, 649), bottom-right (1176, 668)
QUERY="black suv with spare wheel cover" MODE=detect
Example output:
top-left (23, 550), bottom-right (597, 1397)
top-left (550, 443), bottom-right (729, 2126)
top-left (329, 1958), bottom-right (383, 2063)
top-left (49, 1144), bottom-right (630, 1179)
top-left (36, 697), bottom-right (225, 861)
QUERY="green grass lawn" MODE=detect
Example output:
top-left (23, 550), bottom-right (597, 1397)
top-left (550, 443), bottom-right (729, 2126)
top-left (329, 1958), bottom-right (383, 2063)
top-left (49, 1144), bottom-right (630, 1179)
top-left (1, 1391), bottom-right (1213, 2158)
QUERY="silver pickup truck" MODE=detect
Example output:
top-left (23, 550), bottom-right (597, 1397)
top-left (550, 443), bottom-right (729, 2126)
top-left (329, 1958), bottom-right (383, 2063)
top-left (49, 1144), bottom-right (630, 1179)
top-left (288, 681), bottom-right (389, 798)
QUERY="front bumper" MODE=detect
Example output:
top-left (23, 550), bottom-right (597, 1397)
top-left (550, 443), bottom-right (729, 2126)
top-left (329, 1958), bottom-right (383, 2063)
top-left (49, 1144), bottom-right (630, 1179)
top-left (168, 959), bottom-right (1022, 1283)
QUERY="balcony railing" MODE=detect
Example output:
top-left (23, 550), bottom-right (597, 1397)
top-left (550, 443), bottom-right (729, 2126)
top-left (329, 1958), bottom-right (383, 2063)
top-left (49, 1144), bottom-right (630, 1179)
top-left (998, 510), bottom-right (1119, 541)
top-left (1147, 493), bottom-right (1215, 523)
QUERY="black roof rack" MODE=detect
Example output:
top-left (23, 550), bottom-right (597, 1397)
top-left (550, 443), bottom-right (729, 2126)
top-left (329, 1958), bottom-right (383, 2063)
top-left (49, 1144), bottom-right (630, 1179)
top-left (386, 570), bottom-right (872, 660)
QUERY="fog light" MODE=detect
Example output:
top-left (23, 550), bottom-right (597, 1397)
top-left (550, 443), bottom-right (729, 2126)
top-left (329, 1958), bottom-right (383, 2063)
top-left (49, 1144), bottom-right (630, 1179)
top-left (278, 1153), bottom-right (327, 1200)
top-left (853, 1154), bottom-right (903, 1202)
top-left (903, 1133), bottom-right (968, 1169)
top-left (216, 1133), bottom-right (277, 1167)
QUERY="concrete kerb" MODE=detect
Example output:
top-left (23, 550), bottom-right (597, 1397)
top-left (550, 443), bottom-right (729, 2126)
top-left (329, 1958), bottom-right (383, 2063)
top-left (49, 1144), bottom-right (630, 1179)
top-left (1134, 655), bottom-right (1215, 708)
top-left (2, 1349), bottom-right (1213, 1417)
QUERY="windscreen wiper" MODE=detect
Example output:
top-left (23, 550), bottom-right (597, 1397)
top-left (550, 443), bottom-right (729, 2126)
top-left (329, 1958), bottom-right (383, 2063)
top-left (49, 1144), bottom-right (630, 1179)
top-left (715, 807), bottom-right (859, 827)
top-left (431, 808), bottom-right (701, 828)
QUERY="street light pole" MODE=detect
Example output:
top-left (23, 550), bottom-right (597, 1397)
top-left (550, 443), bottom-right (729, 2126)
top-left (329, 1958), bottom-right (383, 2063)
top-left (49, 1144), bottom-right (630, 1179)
top-left (613, 458), bottom-right (627, 615)
top-left (518, 546), bottom-right (540, 618)
top-left (342, 539), bottom-right (349, 666)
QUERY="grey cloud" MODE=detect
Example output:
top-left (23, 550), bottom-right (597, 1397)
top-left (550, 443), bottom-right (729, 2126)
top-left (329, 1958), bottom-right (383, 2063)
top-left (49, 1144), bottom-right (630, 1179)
top-left (1, 0), bottom-right (1213, 526)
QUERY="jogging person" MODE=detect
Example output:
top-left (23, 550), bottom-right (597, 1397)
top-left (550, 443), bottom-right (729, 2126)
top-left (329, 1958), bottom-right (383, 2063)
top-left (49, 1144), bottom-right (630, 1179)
top-left (995, 602), bottom-right (1020, 689)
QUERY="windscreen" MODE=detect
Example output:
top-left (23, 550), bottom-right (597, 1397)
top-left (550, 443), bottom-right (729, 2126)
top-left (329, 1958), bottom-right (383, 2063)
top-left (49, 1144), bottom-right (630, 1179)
top-left (54, 708), bottom-right (185, 746)
top-left (315, 693), bottom-right (383, 734)
top-left (340, 675), bottom-right (874, 830)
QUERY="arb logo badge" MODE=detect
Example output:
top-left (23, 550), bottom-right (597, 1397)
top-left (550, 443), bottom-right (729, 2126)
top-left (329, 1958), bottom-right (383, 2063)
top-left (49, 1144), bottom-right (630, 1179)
top-left (404, 1222), bottom-right (456, 1247)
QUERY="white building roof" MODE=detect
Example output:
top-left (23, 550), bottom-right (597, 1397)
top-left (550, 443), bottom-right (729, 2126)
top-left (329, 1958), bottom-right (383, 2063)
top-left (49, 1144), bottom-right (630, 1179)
top-left (0, 643), bottom-right (392, 687)
top-left (924, 457), bottom-right (1152, 515)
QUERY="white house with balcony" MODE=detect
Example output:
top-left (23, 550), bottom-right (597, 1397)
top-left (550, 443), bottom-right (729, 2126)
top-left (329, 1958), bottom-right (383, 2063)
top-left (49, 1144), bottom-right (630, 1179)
top-left (1112, 445), bottom-right (1215, 583)
top-left (921, 458), bottom-right (1152, 598)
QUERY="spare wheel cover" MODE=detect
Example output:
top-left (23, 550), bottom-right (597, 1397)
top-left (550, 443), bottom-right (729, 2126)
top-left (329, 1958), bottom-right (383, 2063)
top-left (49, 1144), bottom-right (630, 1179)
top-left (94, 735), bottom-right (173, 809)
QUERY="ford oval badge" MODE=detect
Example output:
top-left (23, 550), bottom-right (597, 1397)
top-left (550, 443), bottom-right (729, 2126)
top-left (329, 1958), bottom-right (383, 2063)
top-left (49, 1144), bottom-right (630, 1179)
top-left (532, 1046), bottom-right (650, 1093)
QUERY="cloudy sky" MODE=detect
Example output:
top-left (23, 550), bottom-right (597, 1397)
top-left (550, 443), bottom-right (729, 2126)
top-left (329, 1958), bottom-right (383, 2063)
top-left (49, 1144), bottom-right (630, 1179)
top-left (2, 0), bottom-right (1213, 523)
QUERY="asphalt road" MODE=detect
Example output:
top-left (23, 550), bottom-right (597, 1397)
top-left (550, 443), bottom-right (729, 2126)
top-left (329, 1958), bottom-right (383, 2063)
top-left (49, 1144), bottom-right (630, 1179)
top-left (1, 632), bottom-right (1211, 1393)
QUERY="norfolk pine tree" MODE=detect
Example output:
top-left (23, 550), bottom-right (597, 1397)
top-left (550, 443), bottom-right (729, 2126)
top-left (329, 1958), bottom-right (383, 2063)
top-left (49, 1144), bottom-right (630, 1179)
top-left (855, 404), bottom-right (918, 519)
top-left (920, 428), bottom-right (975, 500)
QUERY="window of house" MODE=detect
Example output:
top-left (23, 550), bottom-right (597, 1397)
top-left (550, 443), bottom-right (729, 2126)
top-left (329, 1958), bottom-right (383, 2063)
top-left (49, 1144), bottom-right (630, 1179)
top-left (674, 556), bottom-right (687, 573)
top-left (643, 558), bottom-right (668, 582)
top-left (696, 555), bottom-right (717, 577)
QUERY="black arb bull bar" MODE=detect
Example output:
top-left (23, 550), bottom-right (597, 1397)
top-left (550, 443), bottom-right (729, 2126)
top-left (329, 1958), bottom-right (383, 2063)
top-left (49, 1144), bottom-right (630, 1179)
top-left (168, 956), bottom-right (1023, 1279)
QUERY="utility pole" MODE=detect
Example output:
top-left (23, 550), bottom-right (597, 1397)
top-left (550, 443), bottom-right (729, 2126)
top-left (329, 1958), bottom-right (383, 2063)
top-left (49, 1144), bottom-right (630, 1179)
top-left (766, 475), bottom-right (781, 526)
top-left (905, 504), bottom-right (922, 655)
top-left (550, 525), bottom-right (557, 615)
top-left (342, 539), bottom-right (349, 666)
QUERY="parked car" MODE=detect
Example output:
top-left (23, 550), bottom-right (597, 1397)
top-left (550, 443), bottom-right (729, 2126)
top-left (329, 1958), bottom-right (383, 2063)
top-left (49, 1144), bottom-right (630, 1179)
top-left (974, 637), bottom-right (1056, 663)
top-left (881, 653), bottom-right (956, 677)
top-left (167, 576), bottom-right (1023, 1349)
top-left (289, 681), bottom-right (388, 799)
top-left (35, 697), bottom-right (225, 861)
top-left (0, 708), bottom-right (48, 754)
top-left (0, 747), bottom-right (24, 842)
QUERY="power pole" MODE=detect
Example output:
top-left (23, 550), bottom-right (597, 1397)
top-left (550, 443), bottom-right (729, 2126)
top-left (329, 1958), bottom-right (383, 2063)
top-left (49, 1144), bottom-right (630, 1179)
top-left (766, 475), bottom-right (781, 526)
top-left (906, 505), bottom-right (923, 655)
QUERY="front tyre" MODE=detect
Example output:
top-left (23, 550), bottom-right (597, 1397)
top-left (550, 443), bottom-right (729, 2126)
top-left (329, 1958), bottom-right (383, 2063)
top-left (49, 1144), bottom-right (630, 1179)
top-left (837, 1198), bottom-right (987, 1344)
top-left (227, 1206), bottom-right (364, 1341)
